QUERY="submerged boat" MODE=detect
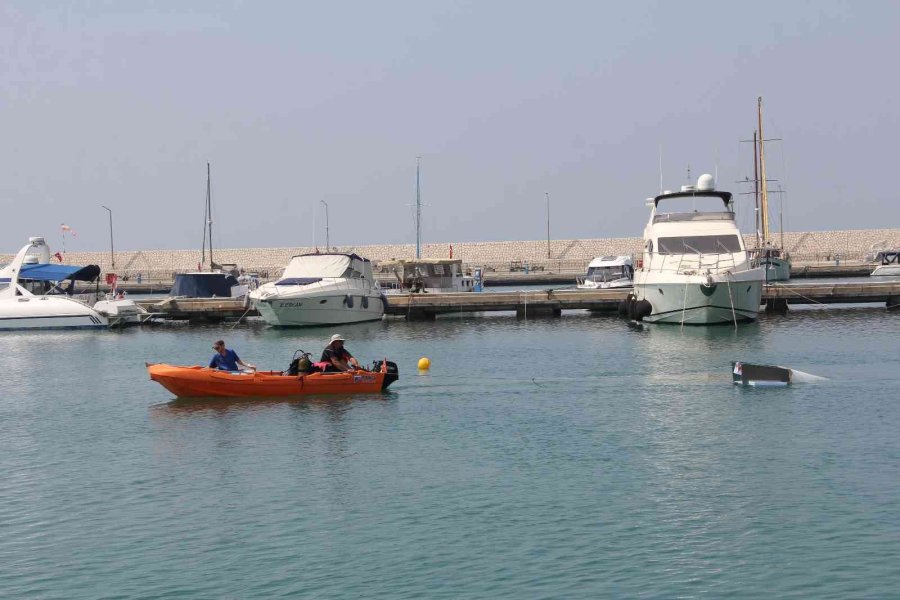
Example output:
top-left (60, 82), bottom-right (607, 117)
top-left (0, 237), bottom-right (108, 330)
top-left (250, 253), bottom-right (384, 326)
top-left (871, 251), bottom-right (900, 277)
top-left (732, 361), bottom-right (792, 387)
top-left (576, 256), bottom-right (633, 289)
top-left (628, 174), bottom-right (765, 324)
top-left (148, 360), bottom-right (399, 398)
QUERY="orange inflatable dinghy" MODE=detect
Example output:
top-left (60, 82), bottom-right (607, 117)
top-left (148, 361), bottom-right (398, 398)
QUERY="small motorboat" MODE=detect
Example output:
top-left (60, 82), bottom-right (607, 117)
top-left (148, 360), bottom-right (399, 398)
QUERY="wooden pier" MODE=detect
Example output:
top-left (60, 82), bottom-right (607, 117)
top-left (134, 280), bottom-right (900, 322)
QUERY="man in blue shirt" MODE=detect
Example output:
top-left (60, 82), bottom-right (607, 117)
top-left (209, 339), bottom-right (256, 372)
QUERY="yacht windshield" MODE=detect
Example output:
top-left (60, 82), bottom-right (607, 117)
top-left (586, 266), bottom-right (629, 281)
top-left (657, 235), bottom-right (742, 254)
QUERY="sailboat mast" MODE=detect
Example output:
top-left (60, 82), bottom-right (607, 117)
top-left (201, 165), bottom-right (208, 268)
top-left (415, 156), bottom-right (421, 260)
top-left (753, 130), bottom-right (761, 248)
top-left (757, 97), bottom-right (770, 244)
top-left (206, 162), bottom-right (214, 270)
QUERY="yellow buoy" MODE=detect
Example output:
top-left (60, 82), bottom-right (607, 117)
top-left (417, 357), bottom-right (431, 371)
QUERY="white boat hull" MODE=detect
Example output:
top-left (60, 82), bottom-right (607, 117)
top-left (0, 296), bottom-right (108, 330)
top-left (871, 265), bottom-right (900, 277)
top-left (256, 293), bottom-right (384, 326)
top-left (93, 299), bottom-right (150, 326)
top-left (576, 279), bottom-right (633, 290)
top-left (634, 273), bottom-right (764, 324)
top-left (762, 256), bottom-right (791, 282)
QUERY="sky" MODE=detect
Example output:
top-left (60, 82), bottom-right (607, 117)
top-left (2, 0), bottom-right (899, 253)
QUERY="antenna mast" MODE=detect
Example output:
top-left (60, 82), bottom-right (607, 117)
top-left (415, 156), bottom-right (421, 259)
top-left (206, 162), bottom-right (214, 270)
top-left (757, 97), bottom-right (770, 244)
top-left (753, 130), bottom-right (761, 248)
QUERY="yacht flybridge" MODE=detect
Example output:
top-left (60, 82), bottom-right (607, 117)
top-left (249, 253), bottom-right (384, 326)
top-left (0, 237), bottom-right (108, 330)
top-left (625, 175), bottom-right (765, 325)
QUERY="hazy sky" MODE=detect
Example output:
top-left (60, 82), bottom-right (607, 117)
top-left (2, 1), bottom-right (899, 252)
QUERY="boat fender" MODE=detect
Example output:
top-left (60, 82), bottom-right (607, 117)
top-left (361, 296), bottom-right (369, 309)
top-left (618, 293), bottom-right (635, 318)
top-left (632, 299), bottom-right (652, 321)
top-left (343, 295), bottom-right (354, 308)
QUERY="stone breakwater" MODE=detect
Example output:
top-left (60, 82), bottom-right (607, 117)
top-left (4, 229), bottom-right (900, 276)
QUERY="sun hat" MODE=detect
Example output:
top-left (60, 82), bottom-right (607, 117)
top-left (329, 334), bottom-right (346, 344)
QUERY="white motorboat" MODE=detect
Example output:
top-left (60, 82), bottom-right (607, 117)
top-left (871, 251), bottom-right (900, 277)
top-left (0, 237), bottom-right (108, 330)
top-left (380, 259), bottom-right (475, 293)
top-left (626, 175), bottom-right (765, 325)
top-left (576, 256), bottom-right (634, 289)
top-left (250, 253), bottom-right (384, 326)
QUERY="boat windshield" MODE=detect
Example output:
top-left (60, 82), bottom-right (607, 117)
top-left (657, 235), bottom-right (742, 255)
top-left (586, 266), bottom-right (630, 281)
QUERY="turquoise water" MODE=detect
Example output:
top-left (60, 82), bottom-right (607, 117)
top-left (2, 308), bottom-right (899, 598)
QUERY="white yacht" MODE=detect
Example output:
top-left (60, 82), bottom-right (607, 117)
top-left (0, 237), bottom-right (108, 330)
top-left (627, 175), bottom-right (765, 324)
top-left (871, 251), bottom-right (900, 277)
top-left (380, 259), bottom-right (475, 293)
top-left (576, 256), bottom-right (634, 289)
top-left (250, 253), bottom-right (384, 326)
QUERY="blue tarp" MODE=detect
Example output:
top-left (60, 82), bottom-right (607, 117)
top-left (18, 263), bottom-right (101, 282)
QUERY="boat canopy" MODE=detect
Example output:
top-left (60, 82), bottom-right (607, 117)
top-left (172, 273), bottom-right (240, 297)
top-left (18, 263), bottom-right (101, 282)
top-left (281, 254), bottom-right (373, 280)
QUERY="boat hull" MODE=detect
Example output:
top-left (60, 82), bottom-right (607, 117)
top-left (762, 257), bottom-right (791, 282)
top-left (148, 364), bottom-right (396, 398)
top-left (0, 297), bottom-right (107, 330)
top-left (255, 293), bottom-right (384, 326)
top-left (633, 274), bottom-right (763, 324)
top-left (871, 265), bottom-right (900, 277)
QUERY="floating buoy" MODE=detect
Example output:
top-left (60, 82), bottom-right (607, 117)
top-left (417, 357), bottom-right (431, 371)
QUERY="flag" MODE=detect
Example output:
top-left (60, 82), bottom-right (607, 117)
top-left (449, 244), bottom-right (453, 259)
top-left (53, 251), bottom-right (63, 262)
top-left (60, 224), bottom-right (77, 237)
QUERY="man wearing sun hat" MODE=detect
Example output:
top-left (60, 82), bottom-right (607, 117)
top-left (320, 334), bottom-right (360, 372)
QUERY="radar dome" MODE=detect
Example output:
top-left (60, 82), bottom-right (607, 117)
top-left (697, 174), bottom-right (715, 191)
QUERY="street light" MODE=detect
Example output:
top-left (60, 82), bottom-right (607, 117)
top-left (101, 205), bottom-right (115, 270)
top-left (545, 192), bottom-right (551, 259)
top-left (320, 200), bottom-right (330, 250)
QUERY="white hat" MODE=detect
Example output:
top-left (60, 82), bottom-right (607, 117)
top-left (329, 334), bottom-right (346, 343)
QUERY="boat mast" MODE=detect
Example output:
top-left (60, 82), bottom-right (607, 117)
top-left (207, 162), bottom-right (213, 270)
top-left (757, 97), bottom-right (770, 245)
top-left (415, 156), bottom-right (421, 259)
top-left (753, 130), bottom-right (761, 248)
top-left (201, 164), bottom-right (208, 269)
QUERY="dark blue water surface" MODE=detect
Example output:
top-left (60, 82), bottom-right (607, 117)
top-left (2, 307), bottom-right (899, 598)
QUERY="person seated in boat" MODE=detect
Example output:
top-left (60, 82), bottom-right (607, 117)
top-left (320, 334), bottom-right (360, 372)
top-left (209, 339), bottom-right (256, 372)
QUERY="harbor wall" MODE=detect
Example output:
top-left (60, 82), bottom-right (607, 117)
top-left (4, 228), bottom-right (900, 276)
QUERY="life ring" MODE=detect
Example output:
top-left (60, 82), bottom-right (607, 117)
top-left (343, 295), bottom-right (354, 308)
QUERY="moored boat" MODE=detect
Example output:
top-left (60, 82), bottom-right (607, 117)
top-left (148, 361), bottom-right (399, 398)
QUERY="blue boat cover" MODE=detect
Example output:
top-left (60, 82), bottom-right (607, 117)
top-left (18, 263), bottom-right (101, 282)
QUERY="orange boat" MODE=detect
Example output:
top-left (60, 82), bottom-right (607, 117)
top-left (148, 360), bottom-right (399, 398)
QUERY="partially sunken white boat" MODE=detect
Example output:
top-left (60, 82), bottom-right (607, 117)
top-left (0, 237), bottom-right (108, 330)
top-left (626, 174), bottom-right (766, 324)
top-left (250, 253), bottom-right (384, 326)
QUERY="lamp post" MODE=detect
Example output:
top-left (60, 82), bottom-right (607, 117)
top-left (101, 205), bottom-right (115, 270)
top-left (545, 192), bottom-right (551, 259)
top-left (320, 200), bottom-right (330, 250)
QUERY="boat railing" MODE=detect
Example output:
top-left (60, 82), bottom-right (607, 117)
top-left (652, 251), bottom-right (746, 275)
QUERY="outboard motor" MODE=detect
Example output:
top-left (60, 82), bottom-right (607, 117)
top-left (372, 360), bottom-right (399, 390)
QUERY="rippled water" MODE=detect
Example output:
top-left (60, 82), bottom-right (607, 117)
top-left (2, 307), bottom-right (899, 598)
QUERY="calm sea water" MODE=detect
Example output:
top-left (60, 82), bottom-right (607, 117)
top-left (2, 307), bottom-right (899, 598)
